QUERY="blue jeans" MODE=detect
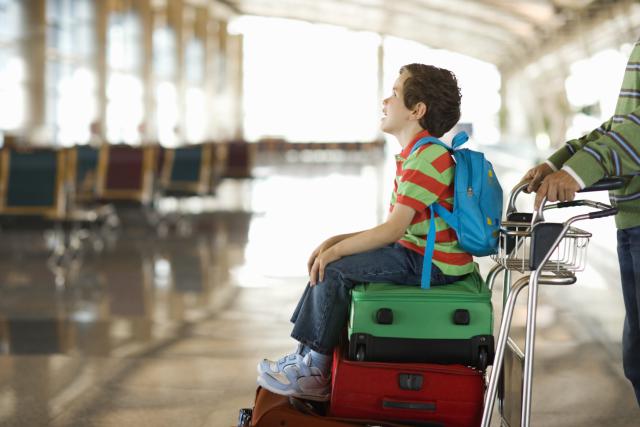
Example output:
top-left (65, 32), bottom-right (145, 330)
top-left (617, 226), bottom-right (640, 406)
top-left (290, 243), bottom-right (463, 354)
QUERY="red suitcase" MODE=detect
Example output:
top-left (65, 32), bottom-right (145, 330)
top-left (329, 345), bottom-right (485, 427)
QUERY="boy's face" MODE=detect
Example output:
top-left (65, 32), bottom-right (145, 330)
top-left (380, 71), bottom-right (414, 135)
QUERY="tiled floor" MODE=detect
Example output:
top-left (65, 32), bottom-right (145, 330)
top-left (0, 147), bottom-right (638, 426)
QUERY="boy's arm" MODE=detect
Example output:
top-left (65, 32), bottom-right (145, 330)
top-left (308, 204), bottom-right (415, 285)
top-left (332, 204), bottom-right (415, 257)
top-left (307, 230), bottom-right (366, 273)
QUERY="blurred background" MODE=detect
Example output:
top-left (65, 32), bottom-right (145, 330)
top-left (0, 0), bottom-right (639, 426)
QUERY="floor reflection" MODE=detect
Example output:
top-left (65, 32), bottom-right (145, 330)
top-left (0, 202), bottom-right (254, 360)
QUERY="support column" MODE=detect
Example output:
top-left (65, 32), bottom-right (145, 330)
top-left (168, 0), bottom-right (184, 144)
top-left (139, 0), bottom-right (153, 144)
top-left (95, 0), bottom-right (108, 142)
top-left (228, 32), bottom-right (243, 140)
top-left (204, 16), bottom-right (218, 141)
top-left (21, 0), bottom-right (46, 143)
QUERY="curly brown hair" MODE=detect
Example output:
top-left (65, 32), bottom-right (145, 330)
top-left (399, 64), bottom-right (462, 137)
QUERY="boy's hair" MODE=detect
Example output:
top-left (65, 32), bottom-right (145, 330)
top-left (399, 64), bottom-right (461, 137)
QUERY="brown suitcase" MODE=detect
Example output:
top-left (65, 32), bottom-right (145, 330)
top-left (237, 387), bottom-right (411, 427)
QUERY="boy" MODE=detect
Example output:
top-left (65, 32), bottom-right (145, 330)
top-left (257, 63), bottom-right (475, 401)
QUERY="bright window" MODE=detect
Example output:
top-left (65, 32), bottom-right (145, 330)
top-left (106, 10), bottom-right (143, 144)
top-left (0, 0), bottom-right (24, 131)
top-left (185, 37), bottom-right (205, 143)
top-left (46, 0), bottom-right (96, 146)
top-left (564, 47), bottom-right (628, 140)
top-left (153, 24), bottom-right (178, 146)
top-left (0, 47), bottom-right (24, 131)
top-left (232, 16), bottom-right (380, 143)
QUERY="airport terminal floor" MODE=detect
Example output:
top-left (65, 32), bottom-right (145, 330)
top-left (0, 149), bottom-right (638, 427)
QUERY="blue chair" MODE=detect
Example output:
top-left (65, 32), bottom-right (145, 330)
top-left (66, 145), bottom-right (118, 229)
top-left (160, 144), bottom-right (212, 196)
top-left (0, 147), bottom-right (103, 286)
top-left (0, 147), bottom-right (66, 218)
top-left (68, 145), bottom-right (99, 202)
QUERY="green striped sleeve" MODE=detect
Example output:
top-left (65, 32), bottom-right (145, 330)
top-left (547, 117), bottom-right (614, 169)
top-left (563, 105), bottom-right (640, 188)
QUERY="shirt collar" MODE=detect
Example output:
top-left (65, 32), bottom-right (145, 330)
top-left (399, 129), bottom-right (431, 159)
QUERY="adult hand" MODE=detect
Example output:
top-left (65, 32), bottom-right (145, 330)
top-left (534, 170), bottom-right (581, 210)
top-left (309, 247), bottom-right (342, 286)
top-left (519, 163), bottom-right (554, 193)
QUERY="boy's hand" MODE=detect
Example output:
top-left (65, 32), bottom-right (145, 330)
top-left (533, 170), bottom-right (581, 210)
top-left (519, 163), bottom-right (554, 193)
top-left (307, 239), bottom-right (335, 274)
top-left (309, 247), bottom-right (342, 286)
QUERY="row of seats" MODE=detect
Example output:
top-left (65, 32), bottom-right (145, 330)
top-left (0, 141), bottom-right (256, 222)
top-left (0, 140), bottom-right (255, 286)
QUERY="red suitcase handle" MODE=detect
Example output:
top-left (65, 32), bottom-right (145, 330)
top-left (382, 398), bottom-right (437, 412)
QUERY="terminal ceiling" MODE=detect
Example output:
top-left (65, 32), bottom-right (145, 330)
top-left (215, 0), bottom-right (634, 72)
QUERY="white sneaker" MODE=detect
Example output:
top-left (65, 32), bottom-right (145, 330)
top-left (256, 350), bottom-right (331, 402)
top-left (257, 343), bottom-right (307, 376)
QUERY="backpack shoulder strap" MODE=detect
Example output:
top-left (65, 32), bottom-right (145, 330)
top-left (410, 136), bottom-right (451, 156)
top-left (410, 131), bottom-right (469, 289)
top-left (451, 131), bottom-right (469, 149)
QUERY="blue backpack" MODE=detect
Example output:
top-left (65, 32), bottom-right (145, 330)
top-left (409, 131), bottom-right (503, 289)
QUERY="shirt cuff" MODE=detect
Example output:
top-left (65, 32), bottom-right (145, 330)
top-left (562, 149), bottom-right (606, 189)
top-left (545, 160), bottom-right (558, 172)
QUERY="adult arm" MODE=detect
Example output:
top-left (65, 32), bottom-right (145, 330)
top-left (533, 107), bottom-right (640, 208)
top-left (518, 117), bottom-right (615, 193)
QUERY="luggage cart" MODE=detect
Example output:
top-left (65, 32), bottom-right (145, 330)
top-left (481, 178), bottom-right (624, 427)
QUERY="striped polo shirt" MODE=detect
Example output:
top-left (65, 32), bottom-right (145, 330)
top-left (547, 40), bottom-right (640, 230)
top-left (390, 130), bottom-right (474, 277)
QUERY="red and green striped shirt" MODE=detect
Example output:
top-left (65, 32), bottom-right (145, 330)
top-left (390, 130), bottom-right (474, 277)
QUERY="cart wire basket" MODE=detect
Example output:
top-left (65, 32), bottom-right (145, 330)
top-left (491, 220), bottom-right (592, 274)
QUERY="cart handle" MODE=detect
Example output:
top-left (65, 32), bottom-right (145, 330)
top-left (508, 177), bottom-right (626, 215)
top-left (506, 182), bottom-right (531, 215)
top-left (577, 177), bottom-right (626, 193)
top-left (533, 196), bottom-right (618, 224)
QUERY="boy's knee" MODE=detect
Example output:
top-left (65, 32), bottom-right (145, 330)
top-left (323, 263), bottom-right (347, 282)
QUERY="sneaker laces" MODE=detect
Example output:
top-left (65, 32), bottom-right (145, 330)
top-left (270, 344), bottom-right (307, 372)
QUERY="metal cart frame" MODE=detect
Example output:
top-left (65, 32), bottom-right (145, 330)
top-left (480, 178), bottom-right (623, 427)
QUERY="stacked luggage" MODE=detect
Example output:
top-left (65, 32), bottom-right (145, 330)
top-left (238, 264), bottom-right (493, 427)
top-left (330, 264), bottom-right (492, 427)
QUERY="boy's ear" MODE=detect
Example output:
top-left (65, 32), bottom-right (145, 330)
top-left (412, 102), bottom-right (427, 121)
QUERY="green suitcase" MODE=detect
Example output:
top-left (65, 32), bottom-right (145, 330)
top-left (348, 265), bottom-right (494, 370)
